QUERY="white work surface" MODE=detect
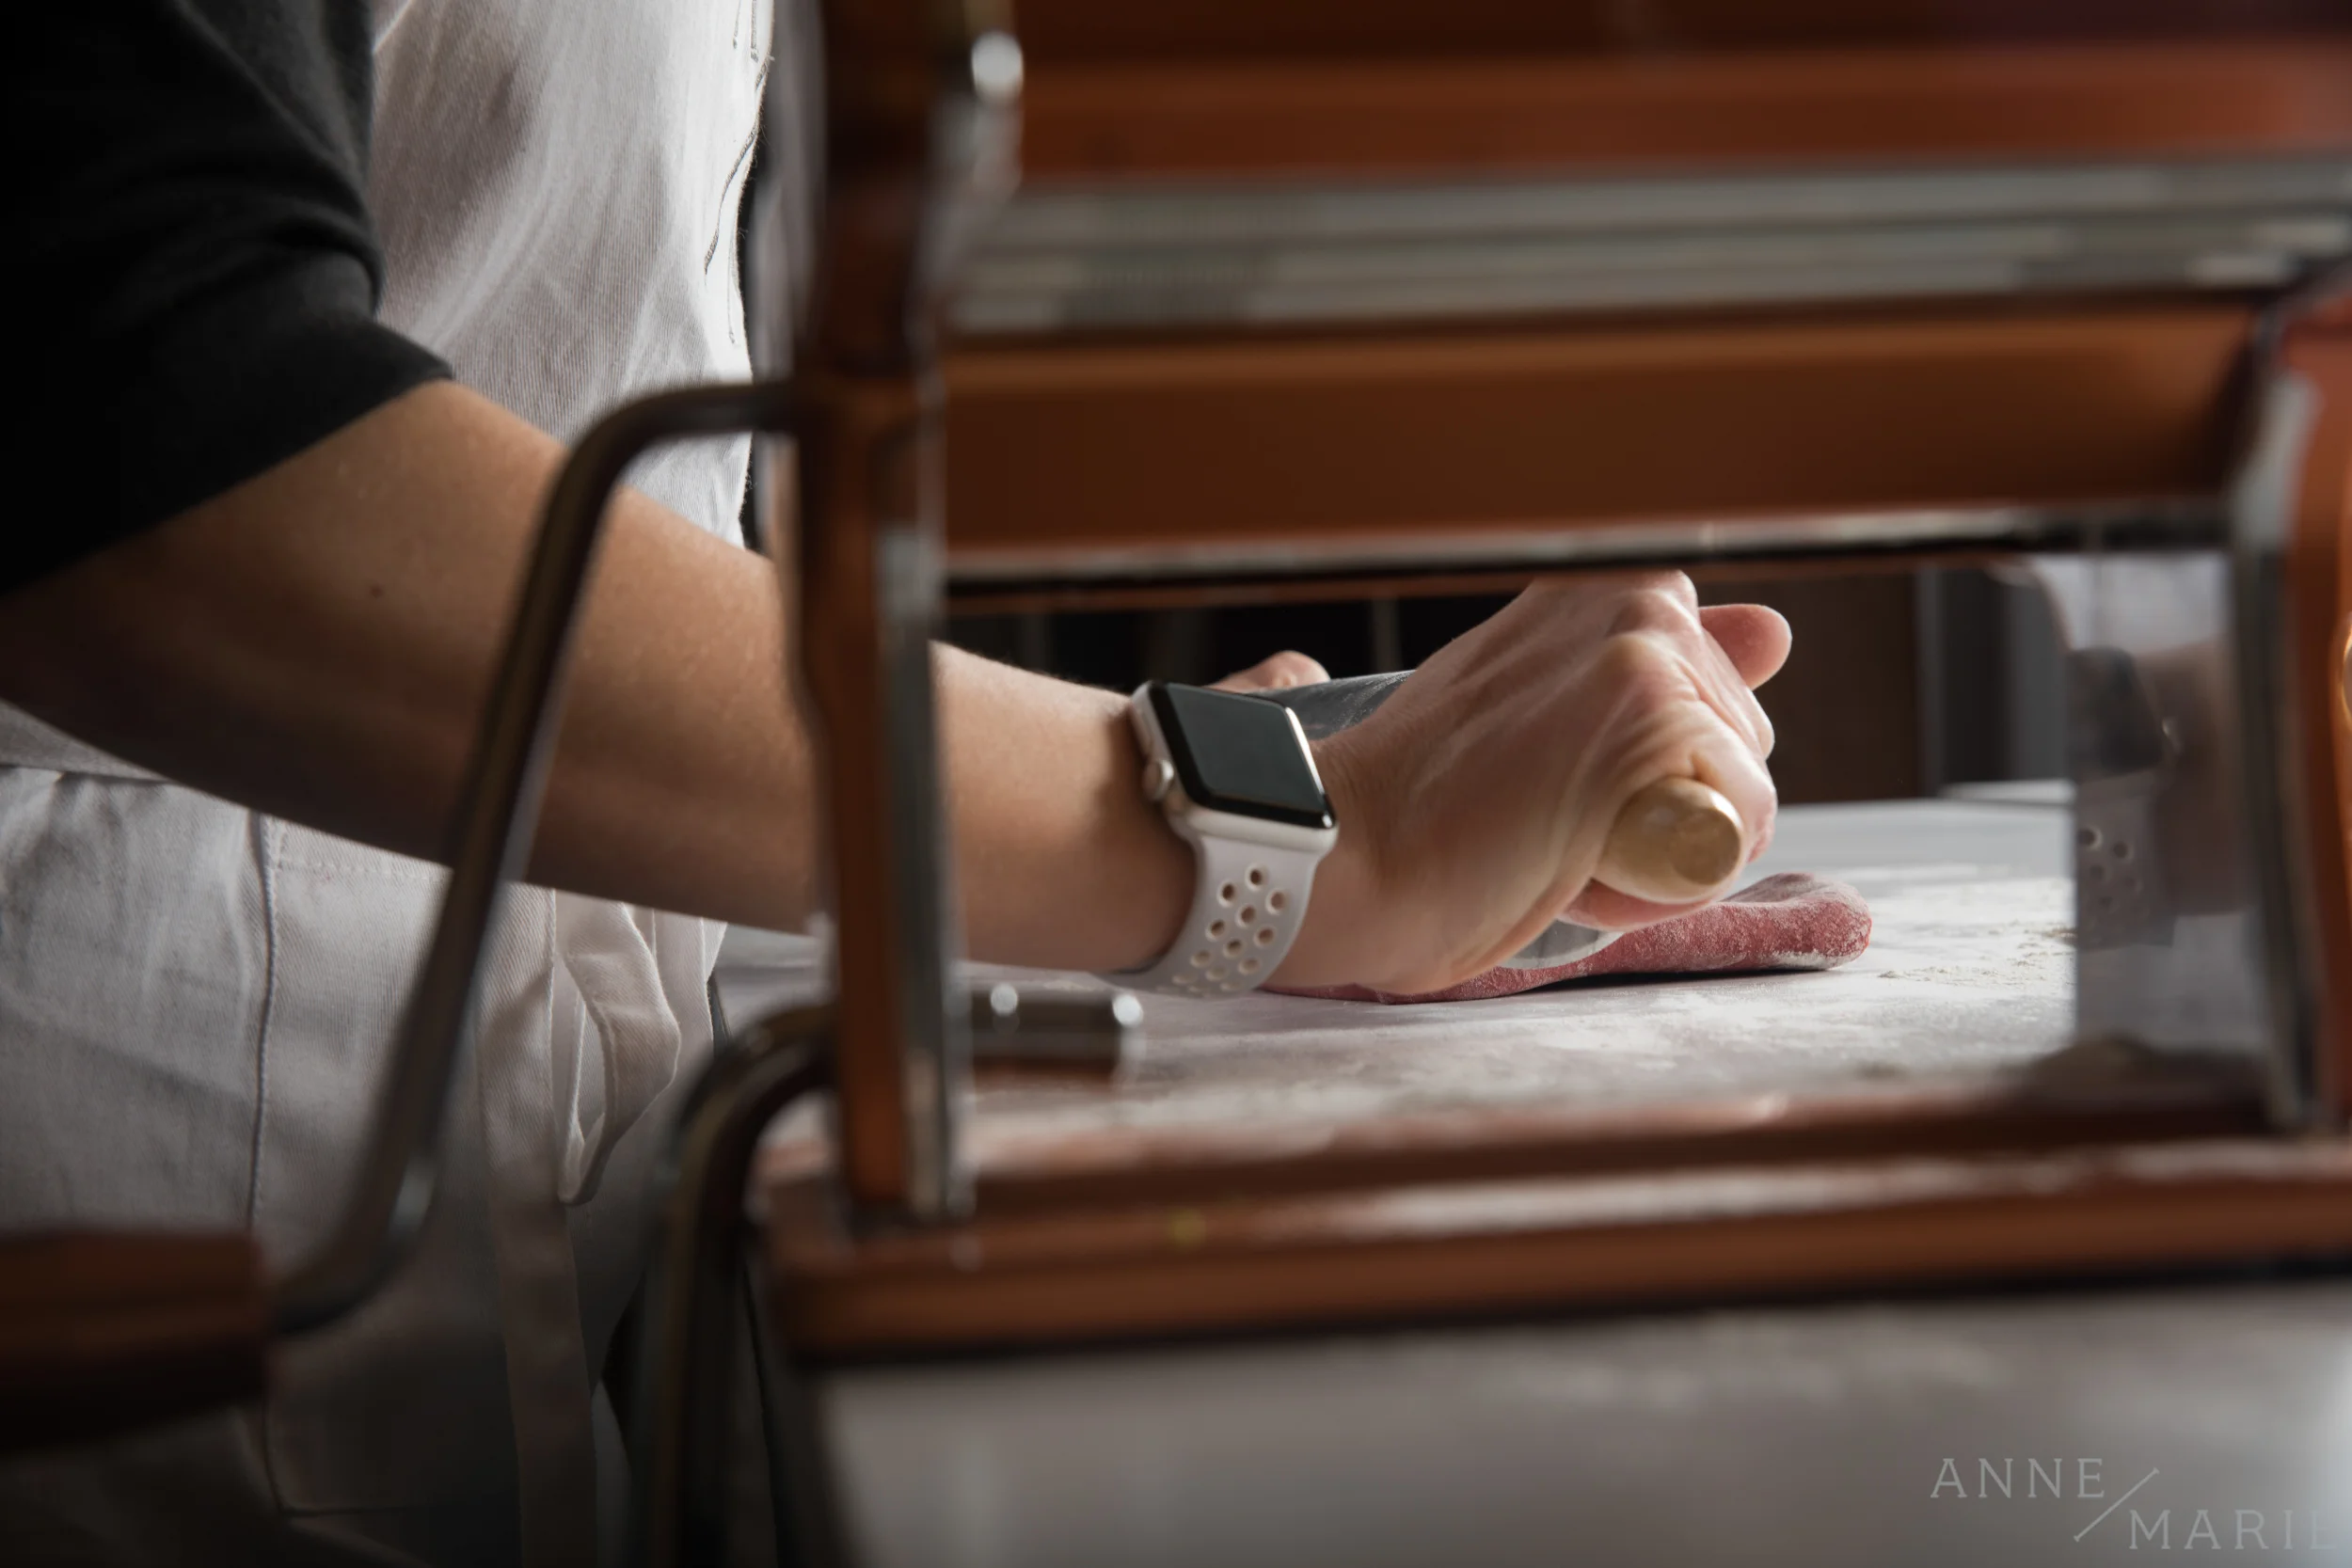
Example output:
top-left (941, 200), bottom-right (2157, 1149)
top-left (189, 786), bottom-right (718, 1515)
top-left (723, 797), bottom-right (2083, 1156)
top-left (715, 797), bottom-right (2350, 1566)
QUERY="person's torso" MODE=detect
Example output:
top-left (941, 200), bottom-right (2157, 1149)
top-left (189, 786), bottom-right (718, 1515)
top-left (370, 0), bottom-right (769, 538)
top-left (0, 4), bottom-right (770, 1563)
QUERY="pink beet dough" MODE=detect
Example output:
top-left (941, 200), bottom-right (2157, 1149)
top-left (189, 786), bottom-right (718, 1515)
top-left (1276, 871), bottom-right (1872, 1005)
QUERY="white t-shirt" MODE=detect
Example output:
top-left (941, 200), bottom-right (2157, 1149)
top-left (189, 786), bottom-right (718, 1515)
top-left (0, 3), bottom-right (772, 1562)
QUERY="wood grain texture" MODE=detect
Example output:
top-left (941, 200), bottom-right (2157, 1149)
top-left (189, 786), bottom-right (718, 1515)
top-left (943, 304), bottom-right (2249, 566)
top-left (1599, 778), bottom-right (1745, 903)
top-left (765, 1137), bottom-right (2352, 1355)
top-left (1009, 1), bottom-right (2348, 64)
top-left (797, 375), bottom-right (930, 1211)
top-left (1020, 42), bottom-right (2352, 182)
top-left (762, 1067), bottom-right (2262, 1220)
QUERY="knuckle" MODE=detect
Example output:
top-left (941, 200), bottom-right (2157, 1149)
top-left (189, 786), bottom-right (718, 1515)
top-left (1609, 582), bottom-right (1700, 638)
top-left (1628, 570), bottom-right (1699, 610)
top-left (1591, 630), bottom-right (1684, 701)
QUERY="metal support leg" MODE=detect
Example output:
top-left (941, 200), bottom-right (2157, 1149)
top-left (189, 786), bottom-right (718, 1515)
top-left (629, 1007), bottom-right (837, 1568)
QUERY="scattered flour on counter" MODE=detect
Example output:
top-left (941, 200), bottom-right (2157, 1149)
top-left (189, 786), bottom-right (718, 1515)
top-left (725, 801), bottom-right (2090, 1163)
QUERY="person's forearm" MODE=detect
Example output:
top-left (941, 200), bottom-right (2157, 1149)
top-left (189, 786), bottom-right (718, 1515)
top-left (0, 382), bottom-right (1191, 971)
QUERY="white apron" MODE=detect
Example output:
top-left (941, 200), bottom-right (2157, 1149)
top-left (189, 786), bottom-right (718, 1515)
top-left (0, 2), bottom-right (771, 1562)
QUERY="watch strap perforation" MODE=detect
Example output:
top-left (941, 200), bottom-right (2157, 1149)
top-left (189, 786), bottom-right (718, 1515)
top-left (1116, 837), bottom-right (1321, 996)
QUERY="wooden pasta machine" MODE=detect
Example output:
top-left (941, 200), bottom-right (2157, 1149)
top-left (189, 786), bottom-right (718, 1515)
top-left (7, 5), bottom-right (2352, 1566)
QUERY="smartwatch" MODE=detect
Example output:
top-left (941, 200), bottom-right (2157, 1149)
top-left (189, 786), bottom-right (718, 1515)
top-left (1108, 681), bottom-right (1340, 997)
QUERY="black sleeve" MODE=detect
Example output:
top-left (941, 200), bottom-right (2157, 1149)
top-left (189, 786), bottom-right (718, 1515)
top-left (11, 3), bottom-right (452, 594)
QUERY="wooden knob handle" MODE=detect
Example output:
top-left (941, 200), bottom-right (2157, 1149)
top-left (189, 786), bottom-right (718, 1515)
top-left (1597, 778), bottom-right (1745, 904)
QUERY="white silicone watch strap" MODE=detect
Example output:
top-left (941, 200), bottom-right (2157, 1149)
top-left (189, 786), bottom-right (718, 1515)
top-left (1119, 836), bottom-right (1323, 997)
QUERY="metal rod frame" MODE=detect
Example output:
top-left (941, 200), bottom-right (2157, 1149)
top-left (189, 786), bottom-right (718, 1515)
top-left (272, 382), bottom-right (793, 1335)
top-left (630, 1007), bottom-right (838, 1568)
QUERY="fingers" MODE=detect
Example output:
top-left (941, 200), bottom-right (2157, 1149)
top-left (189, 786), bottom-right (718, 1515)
top-left (1564, 684), bottom-right (1777, 929)
top-left (1561, 879), bottom-right (1711, 931)
top-left (1568, 608), bottom-right (1780, 928)
top-left (1606, 583), bottom-right (1776, 763)
top-left (1565, 740), bottom-right (1778, 929)
top-left (1277, 573), bottom-right (1788, 991)
top-left (1210, 650), bottom-right (1330, 693)
top-left (1697, 603), bottom-right (1791, 689)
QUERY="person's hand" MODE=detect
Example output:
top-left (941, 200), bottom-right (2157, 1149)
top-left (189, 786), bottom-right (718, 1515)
top-left (1273, 574), bottom-right (1788, 994)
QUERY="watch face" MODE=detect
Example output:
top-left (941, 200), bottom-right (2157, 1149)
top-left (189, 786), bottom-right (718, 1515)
top-left (1148, 683), bottom-right (1334, 830)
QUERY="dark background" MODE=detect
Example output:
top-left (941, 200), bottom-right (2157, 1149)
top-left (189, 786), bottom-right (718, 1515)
top-left (943, 568), bottom-right (2066, 804)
